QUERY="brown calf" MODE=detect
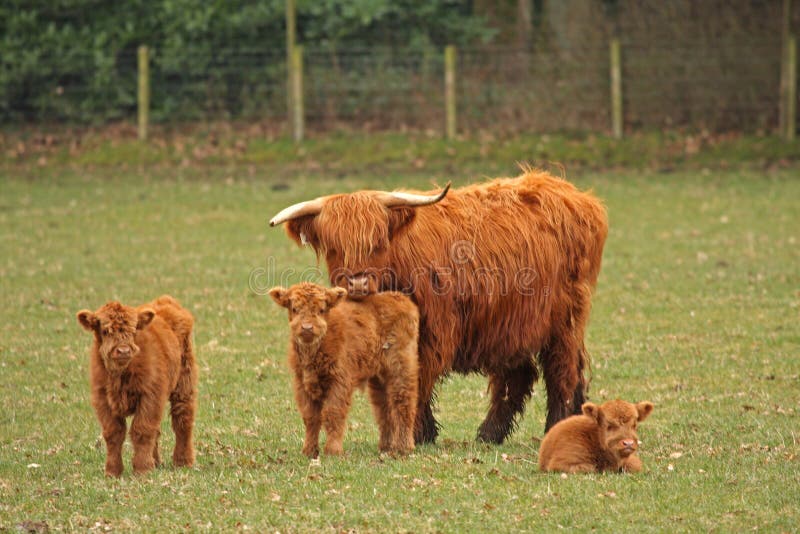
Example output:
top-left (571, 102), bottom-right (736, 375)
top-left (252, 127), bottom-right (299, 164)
top-left (269, 282), bottom-right (419, 457)
top-left (538, 399), bottom-right (654, 474)
top-left (77, 295), bottom-right (197, 476)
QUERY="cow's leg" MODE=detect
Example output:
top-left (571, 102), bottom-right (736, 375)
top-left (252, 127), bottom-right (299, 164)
top-left (414, 378), bottom-right (439, 445)
top-left (541, 278), bottom-right (592, 432)
top-left (152, 429), bottom-right (161, 467)
top-left (540, 336), bottom-right (586, 432)
top-left (477, 358), bottom-right (538, 444)
top-left (413, 338), bottom-right (442, 445)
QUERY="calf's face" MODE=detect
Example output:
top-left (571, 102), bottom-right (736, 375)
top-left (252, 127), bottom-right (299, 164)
top-left (77, 302), bottom-right (155, 372)
top-left (269, 284), bottom-right (347, 346)
top-left (582, 400), bottom-right (654, 460)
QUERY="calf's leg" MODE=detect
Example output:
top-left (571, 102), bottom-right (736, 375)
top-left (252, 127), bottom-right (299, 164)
top-left (620, 455), bottom-right (642, 473)
top-left (130, 399), bottom-right (165, 474)
top-left (384, 352), bottom-right (418, 453)
top-left (367, 379), bottom-right (392, 452)
top-left (102, 416), bottom-right (127, 477)
top-left (93, 399), bottom-right (126, 477)
top-left (170, 363), bottom-right (197, 467)
top-left (321, 382), bottom-right (353, 456)
top-left (293, 377), bottom-right (322, 458)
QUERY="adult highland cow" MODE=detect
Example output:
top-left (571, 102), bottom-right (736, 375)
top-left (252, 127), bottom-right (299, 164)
top-left (270, 168), bottom-right (608, 445)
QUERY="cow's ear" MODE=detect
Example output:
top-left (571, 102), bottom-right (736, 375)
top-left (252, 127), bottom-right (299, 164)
top-left (636, 401), bottom-right (654, 422)
top-left (268, 287), bottom-right (290, 308)
top-left (137, 308), bottom-right (156, 330)
top-left (582, 402), bottom-right (603, 424)
top-left (77, 310), bottom-right (98, 332)
top-left (286, 217), bottom-right (319, 250)
top-left (326, 287), bottom-right (347, 308)
top-left (387, 207), bottom-right (416, 239)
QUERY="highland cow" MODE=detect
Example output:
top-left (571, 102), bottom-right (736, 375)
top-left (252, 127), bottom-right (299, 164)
top-left (269, 282), bottom-right (419, 457)
top-left (538, 399), bottom-right (654, 474)
top-left (269, 167), bottom-right (608, 444)
top-left (77, 295), bottom-right (197, 476)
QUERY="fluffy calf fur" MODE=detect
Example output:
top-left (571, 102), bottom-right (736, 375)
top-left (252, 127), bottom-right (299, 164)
top-left (269, 282), bottom-right (419, 457)
top-left (538, 399), bottom-right (654, 474)
top-left (77, 295), bottom-right (197, 476)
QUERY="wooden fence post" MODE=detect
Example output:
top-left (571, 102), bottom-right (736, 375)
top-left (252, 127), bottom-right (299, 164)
top-left (785, 36), bottom-right (797, 140)
top-left (445, 45), bottom-right (457, 140)
top-left (137, 45), bottom-right (149, 141)
top-left (610, 38), bottom-right (622, 139)
top-left (780, 0), bottom-right (792, 136)
top-left (290, 45), bottom-right (305, 143)
top-left (286, 0), bottom-right (300, 141)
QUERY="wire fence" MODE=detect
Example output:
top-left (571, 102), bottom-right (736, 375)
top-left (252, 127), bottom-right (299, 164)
top-left (1, 36), bottom-right (790, 136)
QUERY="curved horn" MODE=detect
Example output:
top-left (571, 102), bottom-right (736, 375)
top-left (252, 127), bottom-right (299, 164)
top-left (373, 182), bottom-right (451, 208)
top-left (269, 197), bottom-right (327, 227)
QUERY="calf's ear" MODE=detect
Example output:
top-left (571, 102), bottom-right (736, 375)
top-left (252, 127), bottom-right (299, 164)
top-left (326, 287), bottom-right (348, 308)
top-left (77, 310), bottom-right (98, 332)
top-left (268, 287), bottom-right (290, 308)
top-left (137, 308), bottom-right (156, 330)
top-left (581, 402), bottom-right (603, 424)
top-left (636, 401), bottom-right (654, 422)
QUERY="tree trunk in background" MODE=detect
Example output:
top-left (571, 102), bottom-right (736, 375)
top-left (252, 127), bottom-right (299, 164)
top-left (473, 0), bottom-right (532, 47)
top-left (516, 0), bottom-right (532, 49)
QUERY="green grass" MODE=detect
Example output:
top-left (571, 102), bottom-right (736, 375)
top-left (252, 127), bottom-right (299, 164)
top-left (5, 126), bottom-right (800, 178)
top-left (1, 163), bottom-right (799, 532)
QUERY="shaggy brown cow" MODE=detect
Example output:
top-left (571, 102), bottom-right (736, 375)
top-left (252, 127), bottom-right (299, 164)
top-left (269, 282), bottom-right (419, 457)
top-left (77, 295), bottom-right (197, 476)
top-left (538, 399), bottom-right (654, 474)
top-left (270, 167), bottom-right (608, 444)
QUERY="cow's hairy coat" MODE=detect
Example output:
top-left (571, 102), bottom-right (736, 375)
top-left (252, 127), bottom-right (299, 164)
top-left (270, 283), bottom-right (419, 457)
top-left (538, 399), bottom-right (654, 473)
top-left (279, 168), bottom-right (608, 444)
top-left (77, 296), bottom-right (197, 476)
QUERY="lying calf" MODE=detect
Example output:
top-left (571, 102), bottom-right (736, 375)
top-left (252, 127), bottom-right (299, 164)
top-left (538, 399), bottom-right (654, 474)
top-left (269, 282), bottom-right (419, 457)
top-left (77, 295), bottom-right (197, 476)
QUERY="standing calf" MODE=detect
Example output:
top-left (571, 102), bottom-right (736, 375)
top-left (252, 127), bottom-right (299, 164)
top-left (269, 282), bottom-right (419, 457)
top-left (77, 295), bottom-right (198, 476)
top-left (538, 399), bottom-right (654, 474)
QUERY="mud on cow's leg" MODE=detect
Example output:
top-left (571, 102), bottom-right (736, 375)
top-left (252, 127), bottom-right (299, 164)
top-left (477, 359), bottom-right (537, 444)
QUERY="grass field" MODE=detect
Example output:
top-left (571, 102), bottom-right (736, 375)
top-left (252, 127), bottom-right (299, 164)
top-left (1, 160), bottom-right (799, 532)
